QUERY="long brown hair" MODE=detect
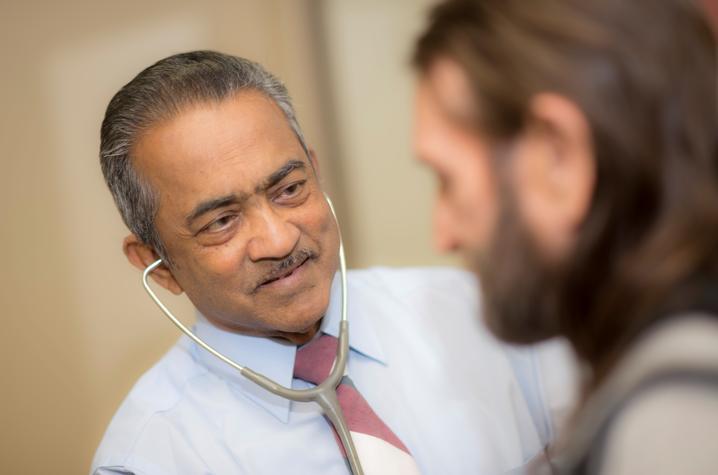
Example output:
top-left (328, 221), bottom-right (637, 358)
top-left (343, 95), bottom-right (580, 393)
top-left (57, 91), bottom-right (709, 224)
top-left (414, 0), bottom-right (718, 390)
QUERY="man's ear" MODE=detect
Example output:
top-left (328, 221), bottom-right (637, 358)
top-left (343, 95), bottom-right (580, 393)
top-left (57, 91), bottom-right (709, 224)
top-left (511, 92), bottom-right (595, 255)
top-left (122, 234), bottom-right (183, 295)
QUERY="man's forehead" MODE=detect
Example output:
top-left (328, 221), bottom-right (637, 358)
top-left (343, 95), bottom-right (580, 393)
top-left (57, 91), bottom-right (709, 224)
top-left (132, 91), bottom-right (305, 191)
top-left (425, 59), bottom-right (476, 125)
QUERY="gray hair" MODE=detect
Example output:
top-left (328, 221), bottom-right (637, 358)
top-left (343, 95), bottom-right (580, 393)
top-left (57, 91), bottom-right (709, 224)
top-left (100, 50), bottom-right (310, 260)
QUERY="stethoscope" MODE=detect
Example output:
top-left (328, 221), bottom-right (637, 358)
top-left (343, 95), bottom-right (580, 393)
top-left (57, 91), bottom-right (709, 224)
top-left (141, 195), bottom-right (365, 475)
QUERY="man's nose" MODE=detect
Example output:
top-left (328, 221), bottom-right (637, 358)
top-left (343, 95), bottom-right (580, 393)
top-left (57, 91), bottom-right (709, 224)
top-left (246, 208), bottom-right (300, 261)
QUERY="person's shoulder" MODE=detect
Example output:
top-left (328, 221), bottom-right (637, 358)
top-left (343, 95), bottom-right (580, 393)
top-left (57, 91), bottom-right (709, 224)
top-left (600, 380), bottom-right (718, 475)
top-left (91, 337), bottom-right (209, 473)
top-left (573, 315), bottom-right (718, 475)
top-left (116, 336), bottom-right (206, 414)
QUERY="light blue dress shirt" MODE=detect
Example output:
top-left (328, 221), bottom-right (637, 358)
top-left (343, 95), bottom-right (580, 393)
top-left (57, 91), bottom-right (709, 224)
top-left (92, 267), bottom-right (576, 474)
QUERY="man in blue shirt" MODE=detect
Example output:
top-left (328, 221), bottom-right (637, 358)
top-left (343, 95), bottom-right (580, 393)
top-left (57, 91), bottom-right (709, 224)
top-left (92, 50), bottom-right (575, 474)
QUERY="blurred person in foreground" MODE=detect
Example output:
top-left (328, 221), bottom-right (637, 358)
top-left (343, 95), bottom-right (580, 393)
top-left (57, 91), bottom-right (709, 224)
top-left (413, 0), bottom-right (718, 473)
top-left (91, 50), bottom-right (576, 474)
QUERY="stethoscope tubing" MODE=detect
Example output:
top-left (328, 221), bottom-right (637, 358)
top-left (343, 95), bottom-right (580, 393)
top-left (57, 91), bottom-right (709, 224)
top-left (141, 195), bottom-right (364, 475)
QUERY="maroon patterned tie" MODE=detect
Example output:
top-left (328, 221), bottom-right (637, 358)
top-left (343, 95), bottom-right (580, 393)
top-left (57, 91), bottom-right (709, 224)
top-left (293, 334), bottom-right (420, 474)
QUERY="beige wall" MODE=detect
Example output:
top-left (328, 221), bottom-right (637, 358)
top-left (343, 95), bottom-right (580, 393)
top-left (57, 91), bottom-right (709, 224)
top-left (319, 0), bottom-right (450, 268)
top-left (0, 1), bottom-right (446, 473)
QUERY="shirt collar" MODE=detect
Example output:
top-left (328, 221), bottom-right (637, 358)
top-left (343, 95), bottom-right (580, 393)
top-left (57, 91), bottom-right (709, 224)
top-left (192, 272), bottom-right (386, 423)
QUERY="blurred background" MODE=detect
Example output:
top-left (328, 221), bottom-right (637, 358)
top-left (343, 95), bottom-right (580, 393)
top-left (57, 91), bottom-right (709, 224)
top-left (0, 0), bottom-right (452, 473)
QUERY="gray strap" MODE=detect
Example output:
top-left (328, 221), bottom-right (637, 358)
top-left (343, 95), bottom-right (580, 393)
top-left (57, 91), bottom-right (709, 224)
top-left (572, 368), bottom-right (718, 475)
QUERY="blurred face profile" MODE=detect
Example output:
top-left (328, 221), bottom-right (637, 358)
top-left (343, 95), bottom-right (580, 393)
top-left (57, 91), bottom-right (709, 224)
top-left (129, 91), bottom-right (340, 343)
top-left (414, 58), bottom-right (595, 343)
top-left (412, 0), bottom-right (718, 374)
top-left (413, 59), bottom-right (499, 262)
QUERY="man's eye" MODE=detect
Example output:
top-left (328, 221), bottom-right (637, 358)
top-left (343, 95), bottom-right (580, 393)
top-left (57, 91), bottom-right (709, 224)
top-left (279, 181), bottom-right (305, 199)
top-left (204, 215), bottom-right (237, 233)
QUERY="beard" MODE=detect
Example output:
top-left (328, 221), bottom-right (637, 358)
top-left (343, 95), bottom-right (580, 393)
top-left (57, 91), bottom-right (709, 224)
top-left (473, 190), bottom-right (566, 344)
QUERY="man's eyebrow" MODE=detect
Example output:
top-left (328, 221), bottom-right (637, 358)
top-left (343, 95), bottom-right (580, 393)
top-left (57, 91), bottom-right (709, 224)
top-left (256, 159), bottom-right (306, 193)
top-left (185, 160), bottom-right (306, 227)
top-left (185, 193), bottom-right (247, 227)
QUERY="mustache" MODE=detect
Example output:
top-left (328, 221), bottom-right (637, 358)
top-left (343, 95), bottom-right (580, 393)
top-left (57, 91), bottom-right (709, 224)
top-left (253, 248), bottom-right (316, 290)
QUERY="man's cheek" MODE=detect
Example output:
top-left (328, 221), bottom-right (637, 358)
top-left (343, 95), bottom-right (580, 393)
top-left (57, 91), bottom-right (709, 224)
top-left (314, 210), bottom-right (337, 247)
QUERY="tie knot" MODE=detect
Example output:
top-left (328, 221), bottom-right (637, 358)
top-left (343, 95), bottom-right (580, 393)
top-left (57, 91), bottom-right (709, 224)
top-left (293, 334), bottom-right (339, 384)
